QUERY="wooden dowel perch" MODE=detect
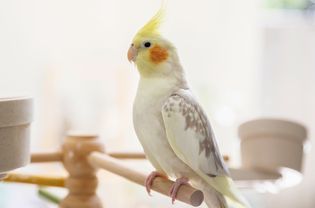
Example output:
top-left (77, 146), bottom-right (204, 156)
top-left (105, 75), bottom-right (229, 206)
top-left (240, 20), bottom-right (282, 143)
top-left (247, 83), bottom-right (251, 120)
top-left (3, 173), bottom-right (66, 187)
top-left (108, 152), bottom-right (146, 159)
top-left (88, 152), bottom-right (204, 207)
top-left (31, 151), bottom-right (63, 163)
top-left (109, 152), bottom-right (229, 161)
top-left (31, 151), bottom-right (145, 163)
top-left (30, 151), bottom-right (228, 162)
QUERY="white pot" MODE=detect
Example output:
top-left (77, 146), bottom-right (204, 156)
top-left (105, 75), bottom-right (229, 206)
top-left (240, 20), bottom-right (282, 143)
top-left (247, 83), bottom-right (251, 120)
top-left (238, 118), bottom-right (308, 174)
top-left (0, 97), bottom-right (33, 178)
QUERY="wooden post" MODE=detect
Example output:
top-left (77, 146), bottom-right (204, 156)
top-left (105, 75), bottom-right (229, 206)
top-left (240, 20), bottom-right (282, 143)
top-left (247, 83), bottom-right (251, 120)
top-left (60, 133), bottom-right (104, 208)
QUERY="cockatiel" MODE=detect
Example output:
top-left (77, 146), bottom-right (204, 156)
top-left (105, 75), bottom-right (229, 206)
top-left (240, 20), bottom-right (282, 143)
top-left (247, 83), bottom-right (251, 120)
top-left (128, 6), bottom-right (250, 208)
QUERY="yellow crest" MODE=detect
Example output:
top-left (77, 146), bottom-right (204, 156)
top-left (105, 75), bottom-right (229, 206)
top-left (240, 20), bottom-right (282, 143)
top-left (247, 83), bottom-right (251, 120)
top-left (134, 3), bottom-right (166, 40)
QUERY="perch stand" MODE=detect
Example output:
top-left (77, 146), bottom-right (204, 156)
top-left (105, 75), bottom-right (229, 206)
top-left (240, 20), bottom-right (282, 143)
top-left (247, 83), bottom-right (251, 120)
top-left (4, 133), bottom-right (204, 207)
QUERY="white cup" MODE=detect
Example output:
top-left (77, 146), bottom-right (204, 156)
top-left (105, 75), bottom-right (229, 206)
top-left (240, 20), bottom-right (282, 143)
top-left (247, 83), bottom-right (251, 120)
top-left (0, 97), bottom-right (33, 179)
top-left (239, 118), bottom-right (308, 174)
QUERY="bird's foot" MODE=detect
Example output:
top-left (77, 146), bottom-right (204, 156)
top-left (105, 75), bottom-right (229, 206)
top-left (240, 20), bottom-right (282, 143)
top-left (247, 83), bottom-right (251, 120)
top-left (169, 177), bottom-right (189, 204)
top-left (145, 171), bottom-right (167, 196)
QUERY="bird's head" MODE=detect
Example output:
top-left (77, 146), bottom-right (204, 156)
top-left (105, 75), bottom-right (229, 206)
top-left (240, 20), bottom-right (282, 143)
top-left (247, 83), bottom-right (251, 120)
top-left (128, 7), bottom-right (180, 78)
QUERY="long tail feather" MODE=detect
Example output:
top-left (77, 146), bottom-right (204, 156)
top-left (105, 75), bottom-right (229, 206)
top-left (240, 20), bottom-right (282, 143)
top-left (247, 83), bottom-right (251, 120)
top-left (197, 173), bottom-right (251, 208)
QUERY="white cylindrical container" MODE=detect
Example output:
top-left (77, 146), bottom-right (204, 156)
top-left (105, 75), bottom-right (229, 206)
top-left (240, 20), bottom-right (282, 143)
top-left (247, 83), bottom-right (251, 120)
top-left (238, 118), bottom-right (308, 173)
top-left (0, 97), bottom-right (33, 179)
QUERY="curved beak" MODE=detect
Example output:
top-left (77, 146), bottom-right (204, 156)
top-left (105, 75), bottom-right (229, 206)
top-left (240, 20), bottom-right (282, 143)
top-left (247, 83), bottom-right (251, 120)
top-left (127, 45), bottom-right (137, 63)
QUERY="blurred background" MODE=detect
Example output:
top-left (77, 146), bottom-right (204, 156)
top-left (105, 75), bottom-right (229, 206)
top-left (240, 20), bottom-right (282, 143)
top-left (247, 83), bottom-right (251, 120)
top-left (0, 0), bottom-right (314, 207)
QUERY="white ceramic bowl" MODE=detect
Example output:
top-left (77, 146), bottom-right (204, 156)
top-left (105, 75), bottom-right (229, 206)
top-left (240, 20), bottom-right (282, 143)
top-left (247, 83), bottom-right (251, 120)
top-left (239, 118), bottom-right (308, 173)
top-left (0, 97), bottom-right (33, 178)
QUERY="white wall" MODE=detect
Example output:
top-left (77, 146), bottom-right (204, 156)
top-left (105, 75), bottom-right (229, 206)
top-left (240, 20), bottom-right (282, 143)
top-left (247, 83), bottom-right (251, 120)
top-left (0, 0), bottom-right (261, 157)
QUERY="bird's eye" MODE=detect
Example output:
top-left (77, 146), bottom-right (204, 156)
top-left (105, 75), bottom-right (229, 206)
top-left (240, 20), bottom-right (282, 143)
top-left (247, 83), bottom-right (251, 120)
top-left (143, 41), bottom-right (151, 48)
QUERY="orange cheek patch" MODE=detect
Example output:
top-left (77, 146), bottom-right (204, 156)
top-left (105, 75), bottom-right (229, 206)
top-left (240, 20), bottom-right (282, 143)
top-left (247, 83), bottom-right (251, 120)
top-left (149, 45), bottom-right (169, 64)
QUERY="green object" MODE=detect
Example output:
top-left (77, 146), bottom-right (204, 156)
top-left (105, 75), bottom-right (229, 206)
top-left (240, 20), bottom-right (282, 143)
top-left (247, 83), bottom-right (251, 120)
top-left (265, 0), bottom-right (308, 9)
top-left (38, 187), bottom-right (61, 205)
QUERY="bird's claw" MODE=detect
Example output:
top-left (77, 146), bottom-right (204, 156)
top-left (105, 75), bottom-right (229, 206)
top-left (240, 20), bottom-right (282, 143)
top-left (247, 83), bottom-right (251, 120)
top-left (169, 177), bottom-right (189, 204)
top-left (145, 171), bottom-right (166, 196)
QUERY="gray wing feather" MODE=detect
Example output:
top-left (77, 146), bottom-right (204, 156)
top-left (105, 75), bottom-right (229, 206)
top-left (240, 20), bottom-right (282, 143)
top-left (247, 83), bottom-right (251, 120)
top-left (162, 89), bottom-right (229, 177)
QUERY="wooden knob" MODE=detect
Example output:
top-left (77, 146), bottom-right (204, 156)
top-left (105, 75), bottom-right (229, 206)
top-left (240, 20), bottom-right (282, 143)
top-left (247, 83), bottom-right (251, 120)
top-left (60, 133), bottom-right (104, 208)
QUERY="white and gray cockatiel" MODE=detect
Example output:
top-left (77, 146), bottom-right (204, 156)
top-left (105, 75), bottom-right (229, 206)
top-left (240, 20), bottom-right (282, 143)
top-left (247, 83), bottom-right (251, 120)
top-left (127, 6), bottom-right (250, 208)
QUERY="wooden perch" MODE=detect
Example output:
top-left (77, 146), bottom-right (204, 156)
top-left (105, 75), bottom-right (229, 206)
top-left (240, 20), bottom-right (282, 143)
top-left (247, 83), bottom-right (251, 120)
top-left (3, 173), bottom-right (65, 187)
top-left (109, 152), bottom-right (229, 161)
top-left (88, 152), bottom-right (204, 207)
top-left (108, 152), bottom-right (146, 159)
top-left (31, 151), bottom-right (63, 163)
top-left (30, 151), bottom-right (228, 162)
top-left (223, 155), bottom-right (229, 162)
top-left (31, 151), bottom-right (145, 163)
